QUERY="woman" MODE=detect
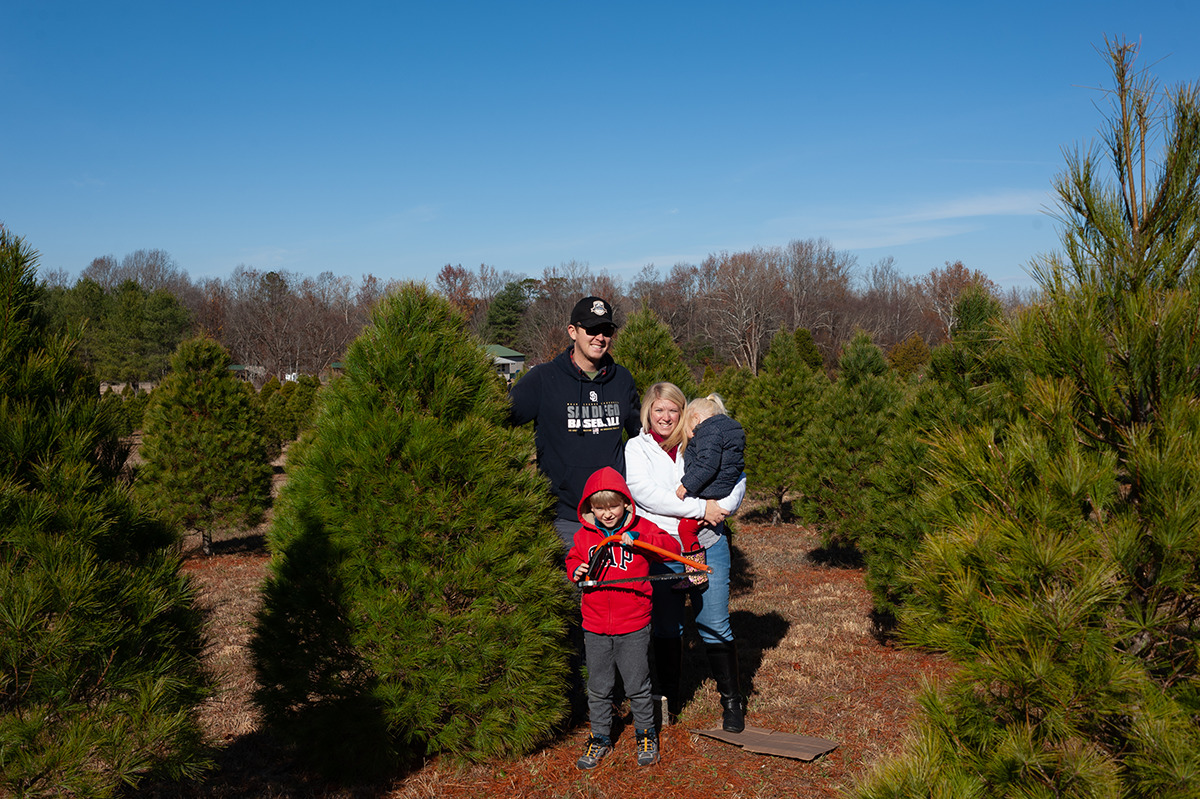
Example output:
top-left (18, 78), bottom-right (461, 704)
top-left (624, 382), bottom-right (748, 732)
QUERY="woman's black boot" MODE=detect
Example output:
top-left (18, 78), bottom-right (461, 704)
top-left (704, 641), bottom-right (745, 733)
top-left (652, 636), bottom-right (684, 722)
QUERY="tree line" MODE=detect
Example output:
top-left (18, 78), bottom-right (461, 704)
top-left (40, 235), bottom-right (1031, 391)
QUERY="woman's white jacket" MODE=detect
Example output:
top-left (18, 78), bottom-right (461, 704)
top-left (624, 431), bottom-right (746, 546)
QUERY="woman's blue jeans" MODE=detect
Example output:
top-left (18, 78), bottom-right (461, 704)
top-left (650, 531), bottom-right (733, 644)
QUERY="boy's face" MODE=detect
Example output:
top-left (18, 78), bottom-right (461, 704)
top-left (590, 499), bottom-right (630, 529)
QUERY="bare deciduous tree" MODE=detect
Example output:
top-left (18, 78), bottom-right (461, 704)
top-left (858, 256), bottom-right (922, 352)
top-left (781, 238), bottom-right (858, 366)
top-left (699, 248), bottom-right (785, 373)
top-left (917, 260), bottom-right (997, 341)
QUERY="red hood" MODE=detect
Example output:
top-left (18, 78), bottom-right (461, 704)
top-left (576, 466), bottom-right (638, 530)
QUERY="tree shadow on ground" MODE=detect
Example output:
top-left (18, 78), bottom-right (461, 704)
top-left (206, 533), bottom-right (268, 554)
top-left (129, 729), bottom-right (391, 799)
top-left (807, 541), bottom-right (864, 569)
top-left (737, 500), bottom-right (797, 525)
top-left (677, 609), bottom-right (790, 713)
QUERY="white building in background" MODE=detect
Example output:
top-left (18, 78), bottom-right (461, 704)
top-left (485, 345), bottom-right (525, 381)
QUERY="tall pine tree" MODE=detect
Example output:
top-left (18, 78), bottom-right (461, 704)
top-left (853, 38), bottom-right (1200, 798)
top-left (610, 300), bottom-right (698, 397)
top-left (740, 328), bottom-right (828, 523)
top-left (251, 283), bottom-right (570, 776)
top-left (802, 331), bottom-right (902, 551)
top-left (0, 228), bottom-right (210, 796)
top-left (136, 337), bottom-right (273, 554)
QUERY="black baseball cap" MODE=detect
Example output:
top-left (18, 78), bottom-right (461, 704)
top-left (570, 296), bottom-right (616, 329)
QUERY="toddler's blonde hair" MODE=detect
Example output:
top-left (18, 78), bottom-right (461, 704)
top-left (679, 393), bottom-right (728, 453)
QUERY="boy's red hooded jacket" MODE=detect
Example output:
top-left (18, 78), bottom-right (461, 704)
top-left (566, 467), bottom-right (681, 635)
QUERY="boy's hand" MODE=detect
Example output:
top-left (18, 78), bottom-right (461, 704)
top-left (675, 484), bottom-right (688, 499)
top-left (572, 564), bottom-right (588, 582)
top-left (620, 532), bottom-right (636, 547)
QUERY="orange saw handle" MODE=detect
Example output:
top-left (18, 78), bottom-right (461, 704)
top-left (595, 533), bottom-right (712, 573)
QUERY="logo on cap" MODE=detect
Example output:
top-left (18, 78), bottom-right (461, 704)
top-left (591, 300), bottom-right (607, 316)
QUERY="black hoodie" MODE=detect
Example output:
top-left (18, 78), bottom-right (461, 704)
top-left (508, 346), bottom-right (641, 520)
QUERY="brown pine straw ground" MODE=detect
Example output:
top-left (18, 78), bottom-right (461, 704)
top-left (133, 464), bottom-right (953, 799)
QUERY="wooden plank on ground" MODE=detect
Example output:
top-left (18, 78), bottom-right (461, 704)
top-left (691, 725), bottom-right (838, 761)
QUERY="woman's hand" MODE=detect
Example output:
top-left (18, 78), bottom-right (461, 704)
top-left (704, 499), bottom-right (729, 526)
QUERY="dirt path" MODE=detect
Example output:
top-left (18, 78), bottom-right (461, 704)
top-left (141, 513), bottom-right (951, 799)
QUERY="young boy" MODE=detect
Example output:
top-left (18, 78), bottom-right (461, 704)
top-left (672, 394), bottom-right (746, 588)
top-left (566, 466), bottom-right (681, 769)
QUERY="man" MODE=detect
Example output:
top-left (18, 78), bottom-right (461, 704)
top-left (509, 296), bottom-right (642, 548)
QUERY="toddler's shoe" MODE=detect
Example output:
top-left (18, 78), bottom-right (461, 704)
top-left (635, 728), bottom-right (660, 766)
top-left (575, 735), bottom-right (613, 770)
top-left (673, 547), bottom-right (708, 590)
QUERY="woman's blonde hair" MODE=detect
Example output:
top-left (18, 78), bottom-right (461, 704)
top-left (679, 393), bottom-right (728, 454)
top-left (640, 382), bottom-right (688, 453)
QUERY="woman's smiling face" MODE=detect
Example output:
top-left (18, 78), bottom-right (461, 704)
top-left (649, 398), bottom-right (682, 437)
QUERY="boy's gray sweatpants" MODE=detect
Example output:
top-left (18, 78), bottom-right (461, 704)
top-left (584, 623), bottom-right (654, 736)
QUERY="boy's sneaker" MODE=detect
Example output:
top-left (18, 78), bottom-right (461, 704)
top-left (635, 728), bottom-right (660, 766)
top-left (575, 735), bottom-right (612, 770)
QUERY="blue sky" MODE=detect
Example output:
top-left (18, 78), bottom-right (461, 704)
top-left (5, 2), bottom-right (1200, 291)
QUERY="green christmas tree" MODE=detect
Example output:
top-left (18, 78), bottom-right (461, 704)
top-left (802, 331), bottom-right (903, 551)
top-left (0, 228), bottom-right (210, 795)
top-left (885, 333), bottom-right (930, 381)
top-left (136, 337), bottom-right (273, 554)
top-left (699, 363), bottom-right (754, 416)
top-left (740, 328), bottom-right (829, 523)
top-left (611, 300), bottom-right (698, 397)
top-left (853, 38), bottom-right (1200, 798)
top-left (263, 377), bottom-right (297, 452)
top-left (251, 283), bottom-right (570, 776)
top-left (285, 373), bottom-right (321, 436)
top-left (793, 327), bottom-right (824, 374)
top-left (483, 279), bottom-right (531, 346)
top-left (854, 375), bottom-right (977, 620)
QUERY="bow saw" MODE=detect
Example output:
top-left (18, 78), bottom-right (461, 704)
top-left (577, 533), bottom-right (711, 589)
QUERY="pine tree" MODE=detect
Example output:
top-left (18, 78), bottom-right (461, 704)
top-left (793, 327), bottom-right (824, 374)
top-left (856, 288), bottom-right (1009, 619)
top-left (136, 337), bottom-right (273, 554)
top-left (885, 333), bottom-right (930, 380)
top-left (610, 300), bottom-right (698, 397)
top-left (251, 283), bottom-right (570, 775)
top-left (699, 362), bottom-right (754, 416)
top-left (285, 373), bottom-right (321, 436)
top-left (853, 39), bottom-right (1200, 798)
top-left (484, 279), bottom-right (528, 346)
top-left (855, 375), bottom-right (976, 620)
top-left (740, 328), bottom-right (828, 523)
top-left (802, 332), bottom-right (902, 552)
top-left (263, 377), bottom-right (297, 449)
top-left (0, 228), bottom-right (210, 795)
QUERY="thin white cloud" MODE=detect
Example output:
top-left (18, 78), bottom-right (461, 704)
top-left (778, 189), bottom-right (1054, 251)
